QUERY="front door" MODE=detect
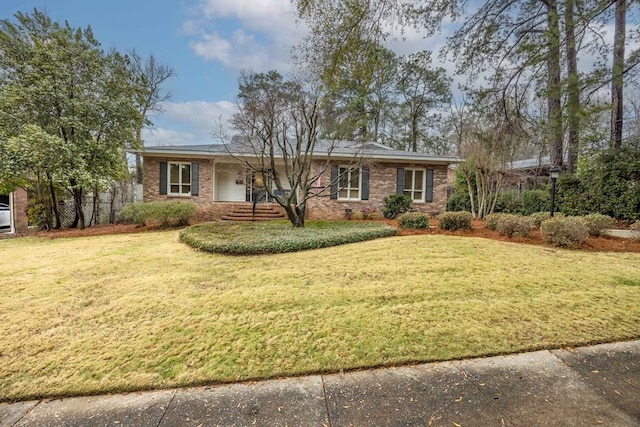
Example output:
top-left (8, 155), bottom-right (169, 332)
top-left (247, 170), bottom-right (272, 202)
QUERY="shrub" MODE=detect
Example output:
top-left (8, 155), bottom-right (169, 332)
top-left (630, 220), bottom-right (640, 242)
top-left (397, 212), bottom-right (430, 229)
top-left (180, 220), bottom-right (398, 255)
top-left (27, 202), bottom-right (48, 229)
top-left (446, 191), bottom-right (471, 212)
top-left (530, 211), bottom-right (551, 228)
top-left (495, 214), bottom-right (534, 238)
top-left (438, 211), bottom-right (472, 231)
top-left (529, 211), bottom-right (565, 228)
top-left (540, 216), bottom-right (588, 248)
top-left (361, 207), bottom-right (378, 220)
top-left (118, 201), bottom-right (196, 227)
top-left (521, 189), bottom-right (550, 216)
top-left (581, 214), bottom-right (616, 237)
top-left (495, 191), bottom-right (523, 214)
top-left (382, 194), bottom-right (412, 219)
top-left (118, 202), bottom-right (150, 226)
top-left (151, 201), bottom-right (197, 227)
top-left (556, 173), bottom-right (588, 216)
top-left (578, 147), bottom-right (640, 220)
top-left (485, 213), bottom-right (505, 231)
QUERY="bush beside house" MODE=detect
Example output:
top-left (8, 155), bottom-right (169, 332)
top-left (119, 201), bottom-right (196, 227)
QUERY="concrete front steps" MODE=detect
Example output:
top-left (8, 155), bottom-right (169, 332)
top-left (220, 204), bottom-right (288, 221)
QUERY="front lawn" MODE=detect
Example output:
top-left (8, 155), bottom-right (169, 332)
top-left (179, 220), bottom-right (397, 254)
top-left (1, 230), bottom-right (639, 401)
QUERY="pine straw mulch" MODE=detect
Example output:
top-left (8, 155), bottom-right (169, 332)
top-left (9, 218), bottom-right (640, 253)
top-left (393, 219), bottom-right (640, 253)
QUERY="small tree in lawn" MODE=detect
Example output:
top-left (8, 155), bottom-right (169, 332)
top-left (229, 70), bottom-right (360, 227)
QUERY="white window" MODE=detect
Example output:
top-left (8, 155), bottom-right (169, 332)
top-left (168, 162), bottom-right (191, 196)
top-left (403, 168), bottom-right (425, 202)
top-left (338, 166), bottom-right (361, 200)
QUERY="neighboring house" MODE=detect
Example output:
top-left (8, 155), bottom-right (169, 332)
top-left (133, 140), bottom-right (461, 220)
top-left (505, 155), bottom-right (564, 192)
top-left (0, 188), bottom-right (28, 234)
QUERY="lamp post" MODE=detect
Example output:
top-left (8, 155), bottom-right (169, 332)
top-left (549, 166), bottom-right (561, 217)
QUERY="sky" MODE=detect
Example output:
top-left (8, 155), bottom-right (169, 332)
top-left (1, 1), bottom-right (626, 147)
top-left (1, 0), bottom-right (454, 147)
top-left (1, 0), bottom-right (312, 146)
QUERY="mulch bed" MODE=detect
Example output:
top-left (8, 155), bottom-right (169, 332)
top-left (392, 219), bottom-right (640, 253)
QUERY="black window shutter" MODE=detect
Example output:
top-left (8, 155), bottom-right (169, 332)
top-left (159, 161), bottom-right (167, 195)
top-left (426, 169), bottom-right (434, 202)
top-left (191, 162), bottom-right (199, 196)
top-left (361, 166), bottom-right (369, 200)
top-left (396, 168), bottom-right (404, 194)
top-left (330, 165), bottom-right (338, 200)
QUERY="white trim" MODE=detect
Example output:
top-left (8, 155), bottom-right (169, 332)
top-left (403, 168), bottom-right (426, 203)
top-left (168, 162), bottom-right (192, 196)
top-left (337, 166), bottom-right (362, 201)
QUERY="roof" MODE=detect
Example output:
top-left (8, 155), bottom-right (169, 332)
top-left (507, 153), bottom-right (571, 171)
top-left (133, 138), bottom-right (462, 165)
top-left (508, 155), bottom-right (551, 171)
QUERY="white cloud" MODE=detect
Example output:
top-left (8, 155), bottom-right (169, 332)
top-left (142, 128), bottom-right (199, 146)
top-left (188, 30), bottom-right (273, 70)
top-left (160, 100), bottom-right (237, 132)
top-left (184, 0), bottom-right (305, 72)
top-left (197, 0), bottom-right (301, 40)
top-left (143, 100), bottom-right (239, 146)
top-left (189, 33), bottom-right (233, 63)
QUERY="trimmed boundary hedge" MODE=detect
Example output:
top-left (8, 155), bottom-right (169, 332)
top-left (180, 220), bottom-right (398, 255)
top-left (118, 201), bottom-right (196, 227)
top-left (397, 212), bottom-right (430, 229)
top-left (437, 211), bottom-right (472, 231)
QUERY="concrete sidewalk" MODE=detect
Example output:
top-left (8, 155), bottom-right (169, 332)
top-left (2, 340), bottom-right (639, 426)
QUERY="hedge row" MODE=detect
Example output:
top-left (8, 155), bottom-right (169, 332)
top-left (118, 201), bottom-right (196, 227)
top-left (397, 212), bottom-right (430, 229)
top-left (437, 211), bottom-right (472, 231)
top-left (180, 221), bottom-right (398, 255)
top-left (485, 212), bottom-right (618, 247)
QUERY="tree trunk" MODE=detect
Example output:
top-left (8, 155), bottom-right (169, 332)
top-left (547, 0), bottom-right (564, 168)
top-left (294, 205), bottom-right (305, 227)
top-left (36, 174), bottom-right (51, 231)
top-left (71, 185), bottom-right (85, 230)
top-left (47, 173), bottom-right (61, 229)
top-left (489, 173), bottom-right (503, 215)
top-left (610, 0), bottom-right (626, 149)
top-left (90, 187), bottom-right (100, 226)
top-left (135, 153), bottom-right (143, 184)
top-left (565, 0), bottom-right (580, 173)
top-left (411, 114), bottom-right (419, 152)
top-left (282, 202), bottom-right (305, 228)
top-left (465, 176), bottom-right (476, 218)
top-left (109, 182), bottom-right (118, 224)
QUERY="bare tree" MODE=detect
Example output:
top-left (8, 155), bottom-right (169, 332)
top-left (229, 70), bottom-right (361, 227)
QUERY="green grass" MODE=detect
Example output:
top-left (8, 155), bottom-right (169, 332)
top-left (179, 220), bottom-right (398, 254)
top-left (1, 230), bottom-right (639, 402)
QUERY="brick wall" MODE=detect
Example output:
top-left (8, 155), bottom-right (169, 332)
top-left (13, 188), bottom-right (28, 233)
top-left (141, 156), bottom-right (452, 221)
top-left (306, 161), bottom-right (449, 219)
top-left (143, 157), bottom-right (214, 203)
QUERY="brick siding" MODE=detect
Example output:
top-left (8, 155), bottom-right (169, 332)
top-left (143, 157), bottom-right (214, 203)
top-left (143, 156), bottom-right (451, 221)
top-left (306, 161), bottom-right (449, 219)
top-left (13, 188), bottom-right (28, 233)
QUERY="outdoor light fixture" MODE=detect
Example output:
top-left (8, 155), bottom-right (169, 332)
top-left (549, 165), bottom-right (561, 217)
